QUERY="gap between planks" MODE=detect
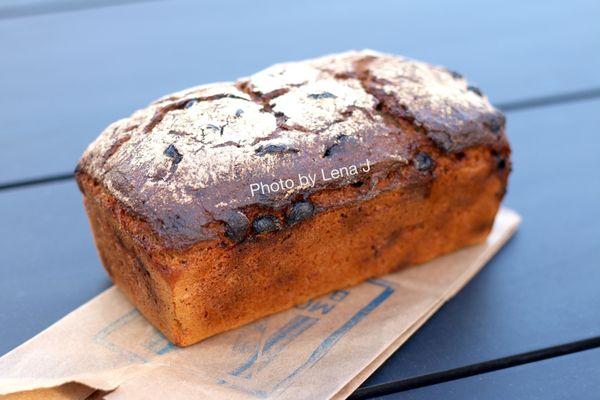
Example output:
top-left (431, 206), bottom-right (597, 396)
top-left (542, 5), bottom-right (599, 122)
top-left (350, 336), bottom-right (600, 399)
top-left (0, 0), bottom-right (163, 20)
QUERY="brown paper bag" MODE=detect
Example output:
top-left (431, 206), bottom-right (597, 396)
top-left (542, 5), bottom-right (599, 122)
top-left (0, 208), bottom-right (521, 400)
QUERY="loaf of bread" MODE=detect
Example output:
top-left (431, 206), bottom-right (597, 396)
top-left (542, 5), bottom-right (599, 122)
top-left (76, 50), bottom-right (510, 346)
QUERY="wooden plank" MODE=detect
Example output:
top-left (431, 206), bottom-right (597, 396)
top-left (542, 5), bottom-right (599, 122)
top-left (1, 100), bottom-right (599, 391)
top-left (361, 99), bottom-right (600, 386)
top-left (372, 347), bottom-right (600, 400)
top-left (0, 181), bottom-right (110, 355)
top-left (0, 0), bottom-right (155, 20)
top-left (1, 0), bottom-right (600, 182)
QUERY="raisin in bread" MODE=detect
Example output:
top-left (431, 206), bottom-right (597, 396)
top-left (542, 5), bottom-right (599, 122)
top-left (76, 50), bottom-right (510, 346)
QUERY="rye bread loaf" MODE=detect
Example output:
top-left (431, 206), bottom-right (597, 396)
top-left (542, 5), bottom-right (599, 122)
top-left (76, 50), bottom-right (510, 346)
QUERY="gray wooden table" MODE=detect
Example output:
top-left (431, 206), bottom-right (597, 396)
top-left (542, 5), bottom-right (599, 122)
top-left (1, 1), bottom-right (599, 398)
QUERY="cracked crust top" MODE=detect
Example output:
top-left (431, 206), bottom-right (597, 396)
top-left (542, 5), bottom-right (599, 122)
top-left (77, 50), bottom-right (507, 249)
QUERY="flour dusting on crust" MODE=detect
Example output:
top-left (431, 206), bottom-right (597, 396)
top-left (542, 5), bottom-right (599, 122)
top-left (78, 50), bottom-right (505, 248)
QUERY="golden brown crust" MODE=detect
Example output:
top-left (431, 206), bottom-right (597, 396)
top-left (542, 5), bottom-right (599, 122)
top-left (76, 50), bottom-right (511, 346)
top-left (78, 143), bottom-right (509, 346)
top-left (76, 50), bottom-right (507, 250)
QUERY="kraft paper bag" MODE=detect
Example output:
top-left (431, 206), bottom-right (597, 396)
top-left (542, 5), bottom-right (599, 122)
top-left (0, 208), bottom-right (521, 400)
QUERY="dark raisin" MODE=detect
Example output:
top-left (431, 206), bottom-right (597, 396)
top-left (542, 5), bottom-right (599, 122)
top-left (446, 69), bottom-right (463, 80)
top-left (286, 201), bottom-right (314, 225)
top-left (496, 154), bottom-right (507, 170)
top-left (351, 181), bottom-right (364, 188)
top-left (164, 144), bottom-right (183, 164)
top-left (485, 114), bottom-right (505, 134)
top-left (224, 211), bottom-right (249, 243)
top-left (323, 134), bottom-right (351, 157)
top-left (324, 144), bottom-right (339, 157)
top-left (486, 119), bottom-right (501, 133)
top-left (308, 92), bottom-right (336, 99)
top-left (467, 85), bottom-right (483, 97)
top-left (235, 109), bottom-right (244, 117)
top-left (414, 152), bottom-right (434, 171)
top-left (256, 144), bottom-right (299, 156)
top-left (253, 215), bottom-right (281, 234)
top-left (184, 99), bottom-right (198, 109)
